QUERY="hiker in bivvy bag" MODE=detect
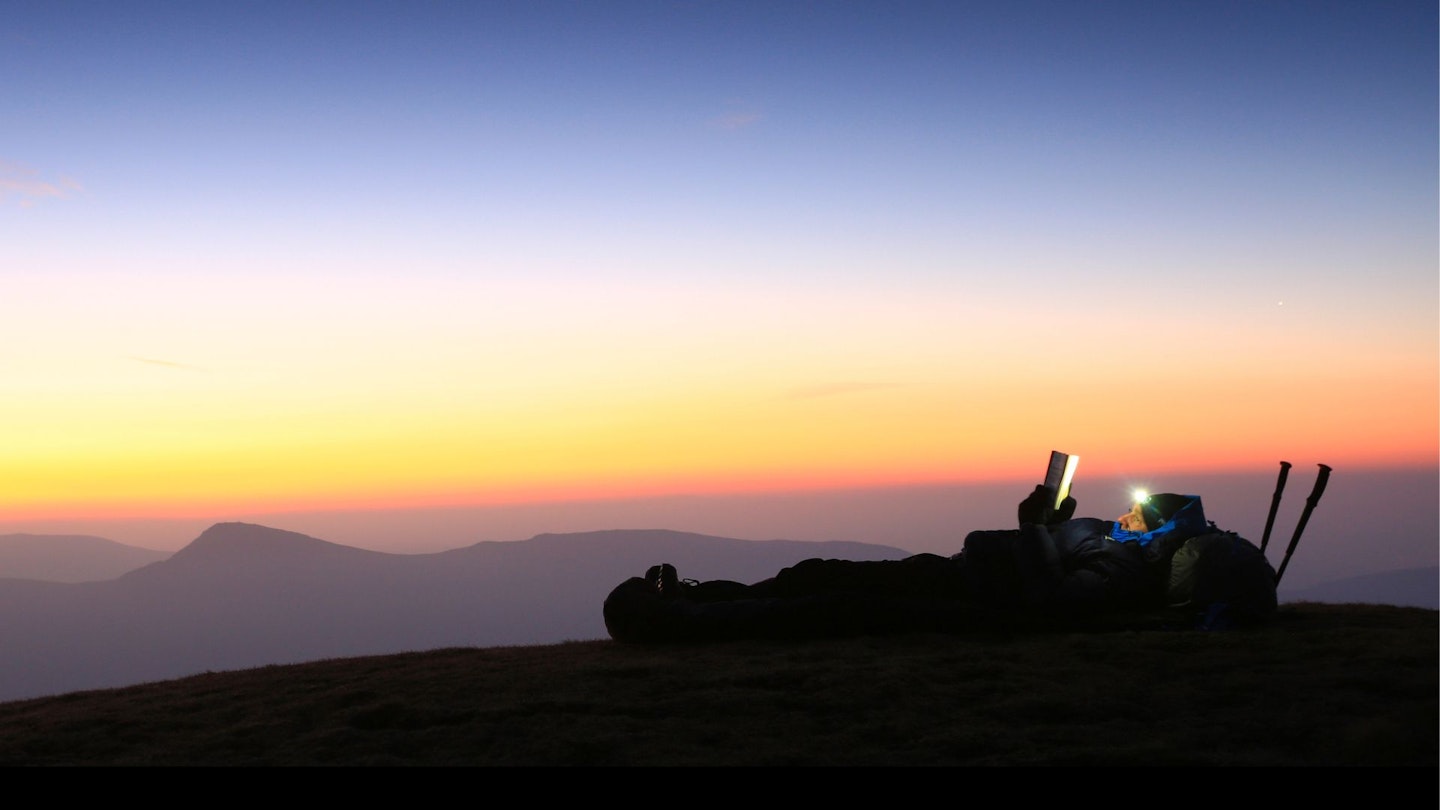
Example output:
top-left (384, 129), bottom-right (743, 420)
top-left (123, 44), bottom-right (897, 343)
top-left (603, 484), bottom-right (1273, 643)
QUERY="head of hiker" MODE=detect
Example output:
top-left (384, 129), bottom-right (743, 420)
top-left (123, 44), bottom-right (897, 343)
top-left (1117, 492), bottom-right (1191, 533)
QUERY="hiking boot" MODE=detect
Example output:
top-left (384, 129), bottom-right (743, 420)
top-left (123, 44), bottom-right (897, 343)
top-left (645, 563), bottom-right (684, 598)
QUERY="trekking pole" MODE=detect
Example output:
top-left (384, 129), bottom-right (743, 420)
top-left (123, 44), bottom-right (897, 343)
top-left (1275, 464), bottom-right (1332, 585)
top-left (1261, 458), bottom-right (1296, 550)
top-left (1259, 460), bottom-right (1292, 554)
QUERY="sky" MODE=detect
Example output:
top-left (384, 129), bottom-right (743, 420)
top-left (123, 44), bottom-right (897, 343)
top-left (2, 2), bottom-right (1436, 560)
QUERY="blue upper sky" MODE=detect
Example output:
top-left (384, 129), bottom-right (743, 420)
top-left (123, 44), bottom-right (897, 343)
top-left (6, 1), bottom-right (1433, 291)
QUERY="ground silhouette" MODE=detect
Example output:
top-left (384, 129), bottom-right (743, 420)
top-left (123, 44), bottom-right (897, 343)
top-left (0, 602), bottom-right (1432, 767)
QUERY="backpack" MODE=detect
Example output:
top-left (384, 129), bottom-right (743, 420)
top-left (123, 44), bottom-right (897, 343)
top-left (1164, 531), bottom-right (1279, 630)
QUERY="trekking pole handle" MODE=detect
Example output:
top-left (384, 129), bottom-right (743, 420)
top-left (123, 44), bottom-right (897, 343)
top-left (1260, 460), bottom-right (1292, 553)
top-left (1275, 460), bottom-right (1293, 488)
top-left (1306, 464), bottom-right (1332, 506)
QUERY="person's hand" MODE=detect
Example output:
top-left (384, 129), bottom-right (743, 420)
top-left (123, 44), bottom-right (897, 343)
top-left (1018, 485), bottom-right (1077, 526)
top-left (1017, 484), bottom-right (1055, 526)
top-left (1054, 494), bottom-right (1076, 523)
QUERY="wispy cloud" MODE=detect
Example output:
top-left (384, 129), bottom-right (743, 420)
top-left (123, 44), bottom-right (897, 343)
top-left (785, 382), bottom-right (902, 401)
top-left (0, 160), bottom-right (81, 208)
top-left (709, 107), bottom-right (762, 131)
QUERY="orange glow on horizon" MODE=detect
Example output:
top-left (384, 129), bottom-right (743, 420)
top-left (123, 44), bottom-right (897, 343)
top-left (4, 271), bottom-right (1433, 526)
top-left (5, 446), bottom-right (1433, 524)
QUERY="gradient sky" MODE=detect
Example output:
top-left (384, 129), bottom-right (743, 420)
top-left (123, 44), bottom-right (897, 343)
top-left (3, 2), bottom-right (1436, 534)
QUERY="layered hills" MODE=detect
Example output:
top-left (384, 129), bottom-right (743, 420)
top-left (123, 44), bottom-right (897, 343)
top-left (0, 533), bottom-right (170, 582)
top-left (0, 523), bottom-right (907, 703)
top-left (2, 520), bottom-right (1434, 707)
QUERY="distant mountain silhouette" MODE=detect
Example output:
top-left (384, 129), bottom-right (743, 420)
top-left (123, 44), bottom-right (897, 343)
top-left (0, 523), bottom-right (909, 703)
top-left (0, 533), bottom-right (171, 583)
top-left (1282, 566), bottom-right (1438, 610)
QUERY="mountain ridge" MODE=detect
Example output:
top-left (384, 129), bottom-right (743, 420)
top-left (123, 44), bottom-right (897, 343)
top-left (132, 521), bottom-right (393, 579)
top-left (1282, 565), bottom-right (1438, 609)
top-left (0, 533), bottom-right (171, 583)
top-left (6, 523), bottom-right (1432, 607)
top-left (0, 522), bottom-right (911, 703)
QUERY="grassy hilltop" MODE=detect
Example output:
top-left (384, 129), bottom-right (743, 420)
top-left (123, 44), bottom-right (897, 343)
top-left (0, 602), bottom-right (1434, 767)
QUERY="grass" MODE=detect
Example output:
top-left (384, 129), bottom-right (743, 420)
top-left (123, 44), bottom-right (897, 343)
top-left (0, 602), bottom-right (1433, 767)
